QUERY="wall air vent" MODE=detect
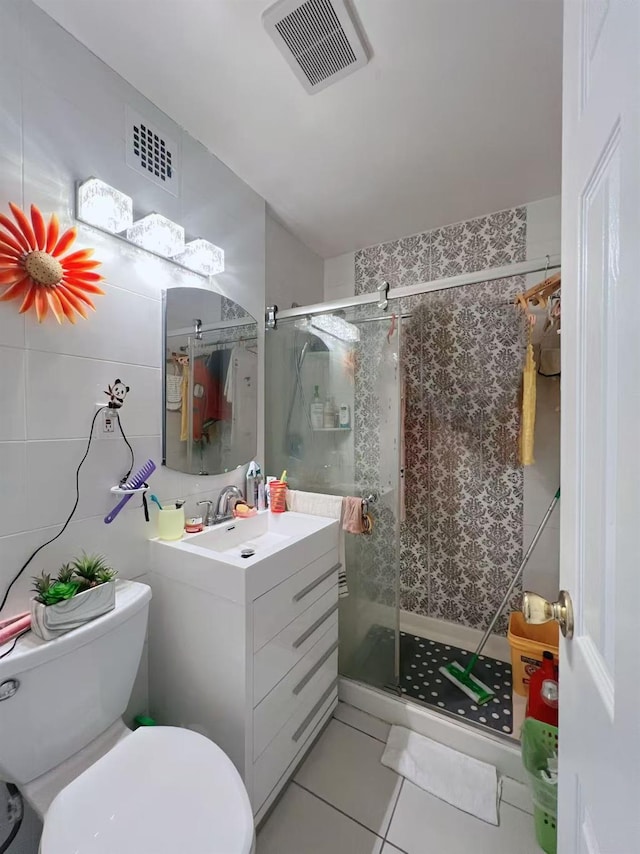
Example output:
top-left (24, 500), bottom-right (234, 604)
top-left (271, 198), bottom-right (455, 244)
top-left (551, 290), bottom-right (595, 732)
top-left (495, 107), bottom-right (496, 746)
top-left (263, 0), bottom-right (368, 94)
top-left (125, 107), bottom-right (179, 196)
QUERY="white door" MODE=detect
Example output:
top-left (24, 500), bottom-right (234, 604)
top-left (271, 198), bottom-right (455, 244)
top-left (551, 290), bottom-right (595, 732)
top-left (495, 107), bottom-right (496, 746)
top-left (560, 0), bottom-right (640, 850)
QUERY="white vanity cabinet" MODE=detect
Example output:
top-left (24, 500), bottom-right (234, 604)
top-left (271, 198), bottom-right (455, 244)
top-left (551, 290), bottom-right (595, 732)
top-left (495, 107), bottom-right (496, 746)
top-left (148, 511), bottom-right (340, 822)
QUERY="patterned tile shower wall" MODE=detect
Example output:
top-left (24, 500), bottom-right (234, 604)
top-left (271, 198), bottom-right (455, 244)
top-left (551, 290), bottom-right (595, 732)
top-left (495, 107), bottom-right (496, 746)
top-left (221, 296), bottom-right (251, 321)
top-left (353, 207), bottom-right (528, 632)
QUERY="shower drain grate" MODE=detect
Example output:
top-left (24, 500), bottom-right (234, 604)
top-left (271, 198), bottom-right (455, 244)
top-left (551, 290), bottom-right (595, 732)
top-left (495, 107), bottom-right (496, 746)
top-left (359, 626), bottom-right (514, 736)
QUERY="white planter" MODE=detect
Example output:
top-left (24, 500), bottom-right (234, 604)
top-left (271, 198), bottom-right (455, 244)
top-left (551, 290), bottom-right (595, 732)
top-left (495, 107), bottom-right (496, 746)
top-left (30, 582), bottom-right (116, 641)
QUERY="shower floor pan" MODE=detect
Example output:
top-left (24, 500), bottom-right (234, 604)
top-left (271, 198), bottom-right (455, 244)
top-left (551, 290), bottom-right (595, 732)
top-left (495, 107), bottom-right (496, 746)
top-left (357, 625), bottom-right (514, 736)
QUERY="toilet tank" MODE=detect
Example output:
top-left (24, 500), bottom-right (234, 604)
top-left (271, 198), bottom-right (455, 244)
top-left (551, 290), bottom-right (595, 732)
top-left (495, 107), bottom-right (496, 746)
top-left (0, 580), bottom-right (151, 784)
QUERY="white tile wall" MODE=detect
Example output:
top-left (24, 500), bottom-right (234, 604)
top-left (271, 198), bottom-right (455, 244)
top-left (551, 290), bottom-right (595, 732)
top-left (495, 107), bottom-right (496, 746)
top-left (323, 251), bottom-right (356, 301)
top-left (25, 285), bottom-right (162, 367)
top-left (0, 348), bottom-right (27, 440)
top-left (266, 213), bottom-right (324, 310)
top-left (525, 195), bottom-right (562, 283)
top-left (0, 443), bottom-right (28, 538)
top-left (25, 353), bottom-right (161, 440)
top-left (0, 11), bottom-right (268, 837)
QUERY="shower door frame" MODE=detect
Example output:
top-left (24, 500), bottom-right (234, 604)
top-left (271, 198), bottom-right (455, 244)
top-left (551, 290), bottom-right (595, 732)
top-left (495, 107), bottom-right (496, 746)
top-left (271, 254), bottom-right (561, 323)
top-left (264, 308), bottom-right (404, 692)
top-left (266, 252), bottom-right (561, 726)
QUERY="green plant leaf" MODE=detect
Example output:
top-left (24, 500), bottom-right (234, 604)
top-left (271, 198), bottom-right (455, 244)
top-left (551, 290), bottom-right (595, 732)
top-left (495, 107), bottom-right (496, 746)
top-left (72, 551), bottom-right (111, 581)
top-left (32, 572), bottom-right (53, 599)
top-left (40, 580), bottom-right (80, 606)
top-left (56, 563), bottom-right (75, 584)
top-left (96, 568), bottom-right (117, 584)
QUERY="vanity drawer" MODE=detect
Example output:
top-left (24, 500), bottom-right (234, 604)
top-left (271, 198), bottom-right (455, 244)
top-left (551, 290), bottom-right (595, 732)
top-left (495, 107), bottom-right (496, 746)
top-left (254, 620), bottom-right (338, 760)
top-left (253, 549), bottom-right (340, 653)
top-left (253, 586), bottom-right (338, 706)
top-left (253, 670), bottom-right (338, 811)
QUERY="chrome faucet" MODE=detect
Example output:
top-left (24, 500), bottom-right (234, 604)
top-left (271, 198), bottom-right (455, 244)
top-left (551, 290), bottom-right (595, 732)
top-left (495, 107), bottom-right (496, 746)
top-left (197, 486), bottom-right (244, 526)
top-left (214, 485), bottom-right (244, 523)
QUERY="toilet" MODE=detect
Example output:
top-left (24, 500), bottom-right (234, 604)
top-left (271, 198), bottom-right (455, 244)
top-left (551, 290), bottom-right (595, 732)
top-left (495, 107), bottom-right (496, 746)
top-left (0, 580), bottom-right (254, 853)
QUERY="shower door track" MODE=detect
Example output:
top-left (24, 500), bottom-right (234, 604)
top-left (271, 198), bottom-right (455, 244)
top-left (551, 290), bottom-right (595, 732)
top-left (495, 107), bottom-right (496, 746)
top-left (270, 253), bottom-right (561, 323)
top-left (353, 302), bottom-right (524, 325)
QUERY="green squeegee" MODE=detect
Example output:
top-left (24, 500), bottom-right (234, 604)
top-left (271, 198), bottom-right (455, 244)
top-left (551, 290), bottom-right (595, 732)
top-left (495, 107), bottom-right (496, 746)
top-left (440, 488), bottom-right (560, 706)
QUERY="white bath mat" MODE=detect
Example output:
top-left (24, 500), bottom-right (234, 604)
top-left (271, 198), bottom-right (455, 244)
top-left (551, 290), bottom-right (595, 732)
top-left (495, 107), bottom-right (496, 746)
top-left (381, 725), bottom-right (502, 825)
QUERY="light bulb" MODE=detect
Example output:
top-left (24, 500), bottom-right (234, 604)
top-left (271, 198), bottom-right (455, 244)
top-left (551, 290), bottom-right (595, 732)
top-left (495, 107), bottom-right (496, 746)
top-left (77, 178), bottom-right (133, 234)
top-left (126, 213), bottom-right (185, 257)
top-left (173, 239), bottom-right (224, 275)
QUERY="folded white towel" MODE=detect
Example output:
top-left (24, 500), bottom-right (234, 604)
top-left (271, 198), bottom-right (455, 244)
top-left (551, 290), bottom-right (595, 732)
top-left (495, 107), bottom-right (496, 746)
top-left (381, 726), bottom-right (501, 825)
top-left (286, 490), bottom-right (348, 598)
top-left (287, 489), bottom-right (342, 518)
top-left (166, 373), bottom-right (182, 411)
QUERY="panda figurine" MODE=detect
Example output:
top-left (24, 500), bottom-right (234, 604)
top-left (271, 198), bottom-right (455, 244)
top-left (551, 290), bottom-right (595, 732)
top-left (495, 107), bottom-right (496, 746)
top-left (104, 379), bottom-right (130, 409)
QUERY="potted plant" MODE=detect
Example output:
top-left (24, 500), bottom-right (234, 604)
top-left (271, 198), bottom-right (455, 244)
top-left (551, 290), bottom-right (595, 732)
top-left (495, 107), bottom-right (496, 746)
top-left (31, 553), bottom-right (117, 641)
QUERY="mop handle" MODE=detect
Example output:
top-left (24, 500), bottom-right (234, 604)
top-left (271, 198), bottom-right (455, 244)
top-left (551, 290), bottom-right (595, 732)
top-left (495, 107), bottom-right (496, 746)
top-left (469, 487), bottom-right (560, 663)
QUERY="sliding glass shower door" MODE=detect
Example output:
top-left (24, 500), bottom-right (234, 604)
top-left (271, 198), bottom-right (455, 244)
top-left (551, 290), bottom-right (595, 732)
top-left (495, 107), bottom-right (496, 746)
top-left (264, 306), bottom-right (402, 691)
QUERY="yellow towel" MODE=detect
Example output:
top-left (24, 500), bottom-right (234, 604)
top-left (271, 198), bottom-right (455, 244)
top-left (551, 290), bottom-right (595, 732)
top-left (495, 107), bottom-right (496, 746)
top-left (519, 343), bottom-right (536, 465)
top-left (180, 364), bottom-right (189, 442)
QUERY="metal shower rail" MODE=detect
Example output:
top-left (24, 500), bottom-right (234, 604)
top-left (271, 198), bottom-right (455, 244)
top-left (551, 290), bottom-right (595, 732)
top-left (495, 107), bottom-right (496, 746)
top-left (268, 253), bottom-right (561, 324)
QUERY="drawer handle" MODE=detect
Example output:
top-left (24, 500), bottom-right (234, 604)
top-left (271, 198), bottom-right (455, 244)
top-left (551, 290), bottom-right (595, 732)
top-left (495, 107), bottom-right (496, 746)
top-left (292, 679), bottom-right (338, 743)
top-left (293, 640), bottom-right (339, 696)
top-left (292, 563), bottom-right (341, 603)
top-left (292, 603), bottom-right (338, 650)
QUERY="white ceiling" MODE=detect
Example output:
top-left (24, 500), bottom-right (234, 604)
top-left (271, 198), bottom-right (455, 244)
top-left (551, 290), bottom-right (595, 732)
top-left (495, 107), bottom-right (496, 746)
top-left (34, 0), bottom-right (562, 259)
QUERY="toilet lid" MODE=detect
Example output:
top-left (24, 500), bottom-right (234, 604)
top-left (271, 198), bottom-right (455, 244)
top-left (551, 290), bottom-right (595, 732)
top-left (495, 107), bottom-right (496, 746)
top-left (40, 727), bottom-right (254, 854)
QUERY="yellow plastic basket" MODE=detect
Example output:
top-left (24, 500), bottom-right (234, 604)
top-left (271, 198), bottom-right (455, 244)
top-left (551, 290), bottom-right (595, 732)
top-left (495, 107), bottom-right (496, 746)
top-left (507, 612), bottom-right (559, 697)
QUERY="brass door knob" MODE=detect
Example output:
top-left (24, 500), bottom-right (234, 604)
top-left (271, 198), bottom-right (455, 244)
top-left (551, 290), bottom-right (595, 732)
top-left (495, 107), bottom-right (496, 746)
top-left (522, 590), bottom-right (574, 638)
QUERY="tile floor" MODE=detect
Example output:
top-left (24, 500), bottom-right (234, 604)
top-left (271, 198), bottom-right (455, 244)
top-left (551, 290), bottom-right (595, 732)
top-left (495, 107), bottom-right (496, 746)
top-left (257, 703), bottom-right (541, 854)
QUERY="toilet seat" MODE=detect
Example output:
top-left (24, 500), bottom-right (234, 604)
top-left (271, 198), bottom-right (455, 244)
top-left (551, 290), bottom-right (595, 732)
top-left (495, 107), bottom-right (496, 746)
top-left (40, 726), bottom-right (255, 854)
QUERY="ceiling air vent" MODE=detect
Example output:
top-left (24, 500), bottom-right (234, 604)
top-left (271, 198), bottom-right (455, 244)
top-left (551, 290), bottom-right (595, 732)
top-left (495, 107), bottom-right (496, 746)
top-left (263, 0), bottom-right (368, 94)
top-left (125, 107), bottom-right (179, 196)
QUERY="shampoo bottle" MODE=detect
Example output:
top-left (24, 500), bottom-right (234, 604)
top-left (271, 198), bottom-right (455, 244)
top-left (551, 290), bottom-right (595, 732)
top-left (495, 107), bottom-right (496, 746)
top-left (256, 463), bottom-right (266, 511)
top-left (246, 461), bottom-right (257, 506)
top-left (310, 386), bottom-right (324, 429)
top-left (323, 396), bottom-right (336, 428)
top-left (339, 404), bottom-right (351, 428)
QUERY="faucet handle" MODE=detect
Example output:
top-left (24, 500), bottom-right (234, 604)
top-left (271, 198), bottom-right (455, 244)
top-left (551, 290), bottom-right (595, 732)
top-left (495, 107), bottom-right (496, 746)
top-left (196, 499), bottom-right (216, 526)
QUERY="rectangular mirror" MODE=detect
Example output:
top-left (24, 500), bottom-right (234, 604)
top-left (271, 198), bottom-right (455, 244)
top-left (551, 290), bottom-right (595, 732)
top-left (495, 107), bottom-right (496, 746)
top-left (163, 287), bottom-right (258, 475)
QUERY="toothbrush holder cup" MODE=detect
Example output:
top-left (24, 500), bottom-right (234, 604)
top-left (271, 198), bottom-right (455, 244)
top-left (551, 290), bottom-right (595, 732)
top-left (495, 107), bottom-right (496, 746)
top-left (157, 507), bottom-right (185, 540)
top-left (269, 481), bottom-right (288, 513)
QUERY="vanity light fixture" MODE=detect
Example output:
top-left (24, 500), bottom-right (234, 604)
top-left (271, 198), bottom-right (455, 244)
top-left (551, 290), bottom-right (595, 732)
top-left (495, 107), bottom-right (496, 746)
top-left (77, 178), bottom-right (133, 234)
top-left (126, 213), bottom-right (185, 258)
top-left (75, 178), bottom-right (225, 279)
top-left (173, 239), bottom-right (224, 276)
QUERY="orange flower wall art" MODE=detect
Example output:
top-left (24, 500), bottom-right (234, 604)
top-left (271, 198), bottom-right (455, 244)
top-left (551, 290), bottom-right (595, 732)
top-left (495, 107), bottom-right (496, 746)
top-left (0, 203), bottom-right (104, 323)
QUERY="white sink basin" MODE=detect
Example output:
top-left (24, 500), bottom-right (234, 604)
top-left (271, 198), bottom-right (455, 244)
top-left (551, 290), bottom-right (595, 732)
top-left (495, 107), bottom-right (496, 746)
top-left (151, 511), bottom-right (340, 603)
top-left (183, 513), bottom-right (290, 558)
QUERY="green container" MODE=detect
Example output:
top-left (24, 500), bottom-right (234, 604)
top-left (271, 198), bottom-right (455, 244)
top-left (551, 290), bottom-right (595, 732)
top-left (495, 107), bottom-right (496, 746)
top-left (534, 806), bottom-right (557, 854)
top-left (521, 719), bottom-right (558, 854)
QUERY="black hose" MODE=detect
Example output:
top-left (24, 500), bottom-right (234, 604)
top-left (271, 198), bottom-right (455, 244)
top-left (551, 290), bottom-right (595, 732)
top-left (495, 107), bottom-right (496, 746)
top-left (0, 783), bottom-right (22, 854)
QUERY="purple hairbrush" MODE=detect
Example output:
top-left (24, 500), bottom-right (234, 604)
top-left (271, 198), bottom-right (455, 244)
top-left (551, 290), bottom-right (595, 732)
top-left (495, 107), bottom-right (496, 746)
top-left (104, 459), bottom-right (156, 524)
